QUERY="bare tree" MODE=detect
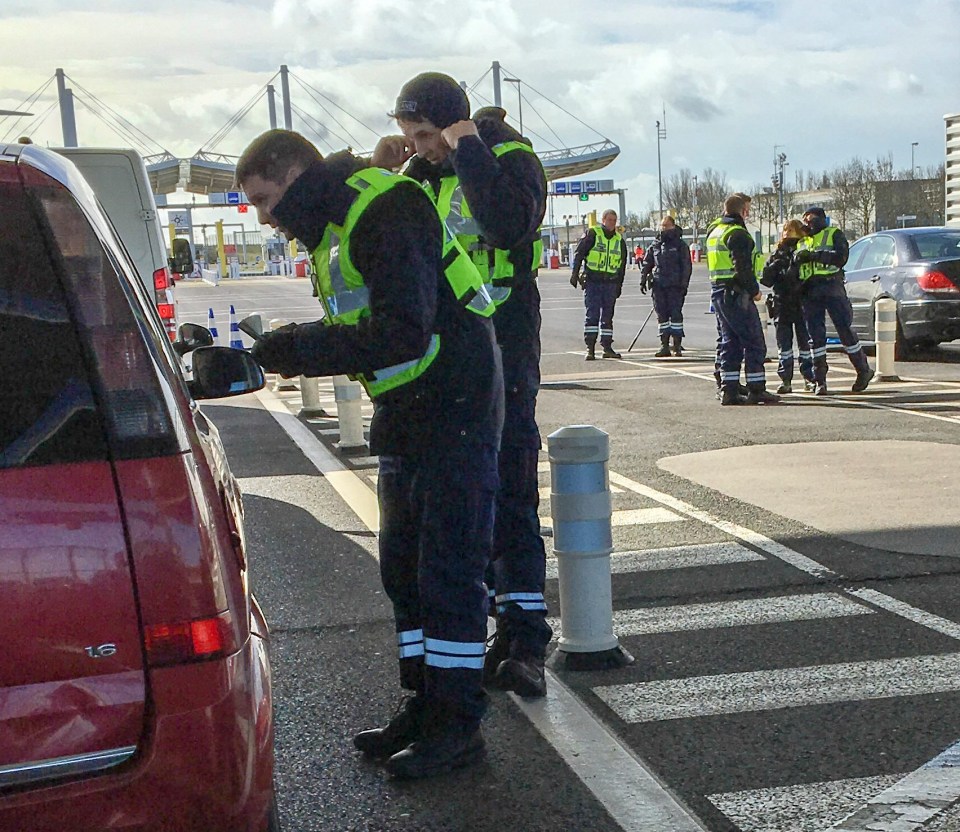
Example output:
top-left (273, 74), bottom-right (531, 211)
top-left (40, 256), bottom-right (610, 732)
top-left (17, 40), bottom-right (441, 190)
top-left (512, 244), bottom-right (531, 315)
top-left (750, 186), bottom-right (779, 249)
top-left (662, 169), bottom-right (695, 228)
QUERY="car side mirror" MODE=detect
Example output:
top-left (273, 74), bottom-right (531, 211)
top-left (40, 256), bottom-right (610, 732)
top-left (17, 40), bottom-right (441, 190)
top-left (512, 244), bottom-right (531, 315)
top-left (170, 237), bottom-right (194, 275)
top-left (173, 322), bottom-right (214, 356)
top-left (188, 346), bottom-right (265, 399)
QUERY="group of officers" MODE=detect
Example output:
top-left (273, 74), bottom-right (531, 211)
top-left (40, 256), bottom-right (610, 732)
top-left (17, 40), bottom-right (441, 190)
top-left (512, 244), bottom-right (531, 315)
top-left (570, 192), bottom-right (875, 404)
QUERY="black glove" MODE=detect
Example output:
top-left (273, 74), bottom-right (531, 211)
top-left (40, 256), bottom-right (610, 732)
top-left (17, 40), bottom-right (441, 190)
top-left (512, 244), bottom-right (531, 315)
top-left (250, 324), bottom-right (301, 377)
top-left (793, 249), bottom-right (814, 265)
top-left (639, 279), bottom-right (648, 295)
top-left (569, 273), bottom-right (579, 288)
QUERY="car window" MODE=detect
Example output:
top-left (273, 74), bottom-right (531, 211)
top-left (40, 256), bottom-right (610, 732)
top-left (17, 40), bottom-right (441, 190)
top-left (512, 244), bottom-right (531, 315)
top-left (911, 232), bottom-right (960, 261)
top-left (0, 177), bottom-right (107, 469)
top-left (846, 238), bottom-right (869, 270)
top-left (857, 235), bottom-right (897, 270)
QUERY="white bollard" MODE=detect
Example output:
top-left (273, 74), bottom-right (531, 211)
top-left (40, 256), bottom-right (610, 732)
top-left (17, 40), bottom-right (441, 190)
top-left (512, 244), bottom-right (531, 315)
top-left (546, 425), bottom-right (632, 671)
top-left (332, 375), bottom-right (367, 453)
top-left (875, 297), bottom-right (900, 382)
top-left (298, 376), bottom-right (327, 417)
top-left (267, 318), bottom-right (299, 391)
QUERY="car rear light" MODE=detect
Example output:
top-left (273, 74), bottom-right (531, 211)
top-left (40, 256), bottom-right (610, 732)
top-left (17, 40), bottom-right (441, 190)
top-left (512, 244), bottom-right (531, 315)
top-left (917, 270), bottom-right (960, 293)
top-left (156, 302), bottom-right (176, 321)
top-left (143, 611), bottom-right (238, 667)
top-left (153, 267), bottom-right (170, 291)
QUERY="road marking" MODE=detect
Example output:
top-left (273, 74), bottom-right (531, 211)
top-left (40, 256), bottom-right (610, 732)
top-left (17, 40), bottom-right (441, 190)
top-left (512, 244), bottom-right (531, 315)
top-left (708, 774), bottom-right (902, 832)
top-left (545, 542), bottom-right (764, 579)
top-left (540, 507), bottom-right (683, 530)
top-left (847, 588), bottom-right (960, 641)
top-left (510, 673), bottom-right (707, 832)
top-left (608, 471), bottom-right (836, 578)
top-left (829, 741), bottom-right (960, 831)
top-left (254, 388), bottom-right (380, 533)
top-left (611, 592), bottom-right (873, 636)
top-left (594, 653), bottom-right (960, 723)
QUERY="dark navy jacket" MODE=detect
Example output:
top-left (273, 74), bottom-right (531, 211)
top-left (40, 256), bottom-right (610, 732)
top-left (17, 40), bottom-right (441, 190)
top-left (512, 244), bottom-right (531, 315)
top-left (406, 112), bottom-right (547, 449)
top-left (641, 226), bottom-right (692, 290)
top-left (271, 151), bottom-right (503, 457)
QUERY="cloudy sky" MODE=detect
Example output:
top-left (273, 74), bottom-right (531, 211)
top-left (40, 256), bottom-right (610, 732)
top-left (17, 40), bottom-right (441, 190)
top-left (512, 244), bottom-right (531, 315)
top-left (1, 0), bottom-right (958, 223)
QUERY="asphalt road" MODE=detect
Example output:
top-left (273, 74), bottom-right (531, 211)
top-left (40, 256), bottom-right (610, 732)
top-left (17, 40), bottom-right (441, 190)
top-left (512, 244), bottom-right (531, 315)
top-left (179, 272), bottom-right (960, 832)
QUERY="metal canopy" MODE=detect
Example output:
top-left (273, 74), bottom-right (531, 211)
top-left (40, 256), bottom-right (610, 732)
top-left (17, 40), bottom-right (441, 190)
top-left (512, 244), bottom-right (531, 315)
top-left (539, 141), bottom-right (620, 181)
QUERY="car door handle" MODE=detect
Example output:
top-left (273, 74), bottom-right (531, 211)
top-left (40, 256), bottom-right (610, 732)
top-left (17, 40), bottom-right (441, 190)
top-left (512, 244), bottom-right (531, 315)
top-left (870, 275), bottom-right (881, 282)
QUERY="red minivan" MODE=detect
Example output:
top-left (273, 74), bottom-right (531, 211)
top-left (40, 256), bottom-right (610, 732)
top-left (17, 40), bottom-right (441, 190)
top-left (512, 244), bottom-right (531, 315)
top-left (0, 143), bottom-right (277, 831)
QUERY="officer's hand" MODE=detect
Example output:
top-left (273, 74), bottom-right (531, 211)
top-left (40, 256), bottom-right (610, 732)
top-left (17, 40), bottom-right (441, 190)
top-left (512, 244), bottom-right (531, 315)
top-left (441, 120), bottom-right (480, 151)
top-left (250, 324), bottom-right (301, 377)
top-left (371, 135), bottom-right (413, 170)
top-left (754, 292), bottom-right (763, 301)
top-left (794, 249), bottom-right (814, 264)
top-left (639, 280), bottom-right (648, 295)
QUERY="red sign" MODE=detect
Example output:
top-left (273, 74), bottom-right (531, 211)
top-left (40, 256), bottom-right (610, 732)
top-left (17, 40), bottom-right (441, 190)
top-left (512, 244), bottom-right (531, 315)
top-left (237, 204), bottom-right (248, 213)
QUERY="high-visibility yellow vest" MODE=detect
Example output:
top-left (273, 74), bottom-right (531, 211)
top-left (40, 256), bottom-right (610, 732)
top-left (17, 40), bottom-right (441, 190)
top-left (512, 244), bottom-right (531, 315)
top-left (584, 226), bottom-right (623, 274)
top-left (706, 222), bottom-right (750, 284)
top-left (797, 227), bottom-right (841, 280)
top-left (309, 168), bottom-right (493, 398)
top-left (424, 141), bottom-right (544, 308)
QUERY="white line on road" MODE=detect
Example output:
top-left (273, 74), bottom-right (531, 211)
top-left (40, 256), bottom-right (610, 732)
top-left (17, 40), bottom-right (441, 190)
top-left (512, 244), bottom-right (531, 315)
top-left (594, 652), bottom-right (960, 723)
top-left (608, 472), bottom-right (836, 578)
top-left (611, 592), bottom-right (873, 636)
top-left (545, 541), bottom-right (765, 580)
top-left (847, 588), bottom-right (960, 641)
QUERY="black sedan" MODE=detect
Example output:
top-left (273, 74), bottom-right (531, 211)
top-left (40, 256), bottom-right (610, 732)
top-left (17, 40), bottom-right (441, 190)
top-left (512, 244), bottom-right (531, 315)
top-left (838, 227), bottom-right (960, 355)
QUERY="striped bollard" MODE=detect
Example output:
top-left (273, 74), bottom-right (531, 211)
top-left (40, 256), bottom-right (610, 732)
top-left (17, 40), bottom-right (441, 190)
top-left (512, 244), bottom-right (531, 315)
top-left (332, 375), bottom-right (367, 453)
top-left (267, 318), bottom-right (299, 391)
top-left (546, 425), bottom-right (633, 671)
top-left (228, 305), bottom-right (244, 349)
top-left (875, 297), bottom-right (900, 382)
top-left (207, 307), bottom-right (219, 345)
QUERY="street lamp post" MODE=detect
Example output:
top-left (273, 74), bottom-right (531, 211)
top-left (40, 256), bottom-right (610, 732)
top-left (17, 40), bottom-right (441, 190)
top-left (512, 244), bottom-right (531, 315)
top-left (656, 117), bottom-right (667, 218)
top-left (692, 175), bottom-right (699, 254)
top-left (504, 77), bottom-right (522, 135)
top-left (911, 141), bottom-right (919, 178)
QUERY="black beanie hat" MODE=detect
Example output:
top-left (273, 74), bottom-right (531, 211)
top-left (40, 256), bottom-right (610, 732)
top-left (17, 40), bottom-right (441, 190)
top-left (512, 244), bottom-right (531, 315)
top-left (804, 206), bottom-right (827, 219)
top-left (394, 72), bottom-right (470, 130)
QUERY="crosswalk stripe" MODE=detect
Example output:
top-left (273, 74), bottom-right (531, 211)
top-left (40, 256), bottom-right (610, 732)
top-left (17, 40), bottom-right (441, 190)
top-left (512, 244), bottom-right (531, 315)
top-left (707, 774), bottom-right (902, 832)
top-left (545, 542), bottom-right (765, 579)
top-left (540, 507), bottom-right (682, 530)
top-left (612, 592), bottom-right (873, 636)
top-left (594, 653), bottom-right (960, 723)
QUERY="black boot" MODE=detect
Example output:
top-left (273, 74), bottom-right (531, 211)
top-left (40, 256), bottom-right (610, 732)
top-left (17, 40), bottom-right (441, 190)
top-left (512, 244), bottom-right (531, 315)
top-left (601, 346), bottom-right (622, 359)
top-left (482, 628), bottom-right (510, 688)
top-left (384, 705), bottom-right (486, 779)
top-left (721, 385), bottom-right (748, 406)
top-left (354, 695), bottom-right (426, 759)
top-left (655, 335), bottom-right (671, 358)
top-left (585, 344), bottom-right (596, 361)
top-left (671, 335), bottom-right (683, 356)
top-left (852, 367), bottom-right (875, 392)
top-left (492, 653), bottom-right (546, 698)
top-left (746, 383), bottom-right (780, 404)
top-left (776, 379), bottom-right (792, 394)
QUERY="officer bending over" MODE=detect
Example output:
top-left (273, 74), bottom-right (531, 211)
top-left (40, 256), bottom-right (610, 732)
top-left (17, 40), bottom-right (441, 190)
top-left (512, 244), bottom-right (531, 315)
top-left (237, 129), bottom-right (504, 779)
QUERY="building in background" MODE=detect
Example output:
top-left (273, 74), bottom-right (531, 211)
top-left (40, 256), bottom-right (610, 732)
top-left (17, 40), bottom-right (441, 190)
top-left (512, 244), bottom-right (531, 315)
top-left (946, 112), bottom-right (960, 227)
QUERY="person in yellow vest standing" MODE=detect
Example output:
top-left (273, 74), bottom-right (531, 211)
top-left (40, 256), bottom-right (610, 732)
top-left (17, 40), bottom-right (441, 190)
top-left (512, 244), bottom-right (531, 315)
top-left (373, 73), bottom-right (552, 699)
top-left (237, 129), bottom-right (504, 779)
top-left (571, 209), bottom-right (628, 359)
top-left (794, 207), bottom-right (874, 394)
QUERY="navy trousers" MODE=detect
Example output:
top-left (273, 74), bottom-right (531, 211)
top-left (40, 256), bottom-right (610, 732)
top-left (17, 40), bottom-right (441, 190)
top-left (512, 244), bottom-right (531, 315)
top-left (801, 278), bottom-right (869, 383)
top-left (583, 280), bottom-right (619, 348)
top-left (713, 285), bottom-right (767, 389)
top-left (774, 309), bottom-right (814, 385)
top-left (652, 284), bottom-right (686, 339)
top-left (378, 444), bottom-right (498, 724)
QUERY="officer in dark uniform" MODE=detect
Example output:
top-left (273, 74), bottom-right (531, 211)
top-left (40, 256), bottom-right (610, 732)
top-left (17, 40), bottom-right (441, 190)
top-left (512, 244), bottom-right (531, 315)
top-left (374, 72), bottom-right (551, 699)
top-left (760, 219), bottom-right (816, 393)
top-left (795, 207), bottom-right (875, 395)
top-left (237, 129), bottom-right (503, 779)
top-left (640, 215), bottom-right (692, 356)
top-left (706, 193), bottom-right (778, 405)
top-left (571, 210), bottom-right (628, 359)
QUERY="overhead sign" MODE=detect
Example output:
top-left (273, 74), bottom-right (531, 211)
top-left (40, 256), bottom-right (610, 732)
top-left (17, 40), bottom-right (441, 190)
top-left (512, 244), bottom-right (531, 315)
top-left (226, 191), bottom-right (241, 205)
top-left (551, 179), bottom-right (616, 196)
top-left (170, 210), bottom-right (190, 230)
top-left (238, 204), bottom-right (249, 214)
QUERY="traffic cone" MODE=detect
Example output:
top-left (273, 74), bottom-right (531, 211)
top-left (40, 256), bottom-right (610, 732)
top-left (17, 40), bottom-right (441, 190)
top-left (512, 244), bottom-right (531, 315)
top-left (207, 307), bottom-right (219, 345)
top-left (229, 305), bottom-right (244, 349)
